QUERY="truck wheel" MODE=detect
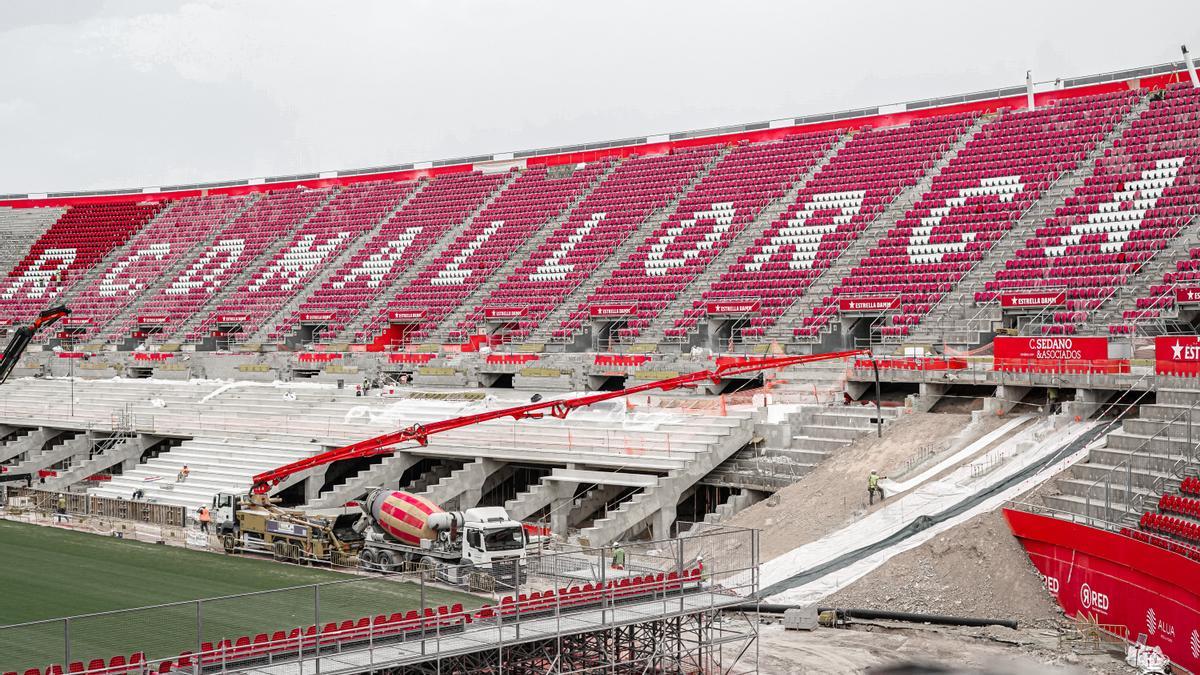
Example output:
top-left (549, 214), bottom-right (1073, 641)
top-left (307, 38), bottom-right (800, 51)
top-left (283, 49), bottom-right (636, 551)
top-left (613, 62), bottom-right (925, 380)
top-left (221, 534), bottom-right (237, 554)
top-left (420, 555), bottom-right (437, 581)
top-left (290, 544), bottom-right (306, 564)
top-left (273, 541), bottom-right (289, 562)
top-left (385, 550), bottom-right (404, 571)
top-left (359, 549), bottom-right (376, 570)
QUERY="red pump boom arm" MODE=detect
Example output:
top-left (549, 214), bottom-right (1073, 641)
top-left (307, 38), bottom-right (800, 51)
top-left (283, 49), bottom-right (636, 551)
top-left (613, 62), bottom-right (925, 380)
top-left (251, 350), bottom-right (865, 494)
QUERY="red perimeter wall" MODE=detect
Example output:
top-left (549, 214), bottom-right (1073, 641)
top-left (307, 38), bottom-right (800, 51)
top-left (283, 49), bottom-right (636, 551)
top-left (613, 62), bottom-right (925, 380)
top-left (1004, 508), bottom-right (1200, 671)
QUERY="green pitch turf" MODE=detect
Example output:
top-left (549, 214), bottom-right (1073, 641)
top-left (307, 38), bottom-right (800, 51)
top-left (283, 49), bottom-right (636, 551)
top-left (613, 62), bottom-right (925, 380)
top-left (0, 520), bottom-right (482, 671)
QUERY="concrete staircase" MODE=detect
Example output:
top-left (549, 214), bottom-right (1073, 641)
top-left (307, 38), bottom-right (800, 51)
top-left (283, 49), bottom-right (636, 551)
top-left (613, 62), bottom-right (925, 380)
top-left (4, 430), bottom-right (89, 477)
top-left (1041, 385), bottom-right (1200, 525)
top-left (703, 404), bottom-right (900, 491)
top-left (338, 170), bottom-right (522, 344)
top-left (41, 434), bottom-right (159, 491)
top-left (526, 147), bottom-right (734, 346)
top-left (575, 413), bottom-right (755, 545)
top-left (249, 183), bottom-right (431, 345)
top-left (430, 161), bottom-right (623, 342)
top-left (417, 458), bottom-right (504, 511)
top-left (701, 488), bottom-right (765, 525)
top-left (97, 193), bottom-right (264, 342)
top-left (406, 462), bottom-right (456, 495)
top-left (643, 133), bottom-right (854, 347)
top-left (909, 96), bottom-right (1150, 347)
top-left (0, 427), bottom-right (69, 464)
top-left (309, 451), bottom-right (420, 508)
top-left (170, 187), bottom-right (342, 344)
top-left (767, 115), bottom-right (992, 345)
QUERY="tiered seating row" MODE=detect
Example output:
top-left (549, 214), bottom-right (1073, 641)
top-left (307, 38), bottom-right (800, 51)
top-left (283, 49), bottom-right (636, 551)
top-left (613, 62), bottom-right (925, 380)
top-left (571, 133), bottom-right (838, 342)
top-left (798, 91), bottom-right (1136, 339)
top-left (194, 181), bottom-right (414, 340)
top-left (0, 203), bottom-right (163, 324)
top-left (66, 196), bottom-right (249, 339)
top-left (13, 568), bottom-right (701, 675)
top-left (975, 85), bottom-right (1200, 335)
top-left (665, 112), bottom-right (977, 340)
top-left (462, 148), bottom-right (718, 343)
top-left (373, 164), bottom-right (609, 345)
top-left (124, 188), bottom-right (334, 341)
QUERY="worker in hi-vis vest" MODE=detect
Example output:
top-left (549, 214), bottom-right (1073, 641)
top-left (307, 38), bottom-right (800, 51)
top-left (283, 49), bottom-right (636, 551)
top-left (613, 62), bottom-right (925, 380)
top-left (868, 470), bottom-right (887, 505)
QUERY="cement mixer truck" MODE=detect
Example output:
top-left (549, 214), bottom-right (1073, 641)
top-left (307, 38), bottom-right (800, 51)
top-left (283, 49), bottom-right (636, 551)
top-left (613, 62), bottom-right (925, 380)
top-left (355, 488), bottom-right (527, 585)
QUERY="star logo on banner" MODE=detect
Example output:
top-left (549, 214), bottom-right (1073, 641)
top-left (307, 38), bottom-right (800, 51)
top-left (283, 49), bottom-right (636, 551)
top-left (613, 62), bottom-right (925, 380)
top-left (1174, 341), bottom-right (1184, 360)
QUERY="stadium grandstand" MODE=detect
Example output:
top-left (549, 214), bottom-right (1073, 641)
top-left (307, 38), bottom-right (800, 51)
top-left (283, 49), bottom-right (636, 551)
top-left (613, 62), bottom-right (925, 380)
top-left (4, 28), bottom-right (1200, 674)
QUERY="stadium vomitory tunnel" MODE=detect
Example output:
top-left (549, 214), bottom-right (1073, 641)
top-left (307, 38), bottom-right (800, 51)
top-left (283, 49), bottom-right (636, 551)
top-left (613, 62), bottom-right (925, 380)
top-left (3, 49), bottom-right (1200, 674)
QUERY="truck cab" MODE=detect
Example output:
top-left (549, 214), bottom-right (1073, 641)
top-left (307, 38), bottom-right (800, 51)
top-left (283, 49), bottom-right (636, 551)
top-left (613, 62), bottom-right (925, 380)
top-left (460, 507), bottom-right (527, 566)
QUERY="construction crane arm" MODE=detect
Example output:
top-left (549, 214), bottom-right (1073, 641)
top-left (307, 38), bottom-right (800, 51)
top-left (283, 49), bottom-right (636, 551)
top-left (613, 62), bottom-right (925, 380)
top-left (250, 350), bottom-right (865, 494)
top-left (0, 305), bottom-right (70, 385)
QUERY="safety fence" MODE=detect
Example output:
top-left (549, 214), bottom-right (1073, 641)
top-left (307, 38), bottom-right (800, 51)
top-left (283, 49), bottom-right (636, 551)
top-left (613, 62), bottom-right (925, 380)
top-left (0, 527), bottom-right (757, 675)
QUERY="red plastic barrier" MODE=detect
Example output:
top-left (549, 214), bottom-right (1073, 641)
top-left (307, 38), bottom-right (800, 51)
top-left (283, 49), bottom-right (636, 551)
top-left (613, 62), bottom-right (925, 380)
top-left (387, 353), bottom-right (436, 364)
top-left (854, 357), bottom-right (967, 371)
top-left (132, 353), bottom-right (173, 362)
top-left (993, 358), bottom-right (1129, 374)
top-left (485, 354), bottom-right (539, 365)
top-left (593, 354), bottom-right (651, 367)
top-left (297, 353), bottom-right (342, 363)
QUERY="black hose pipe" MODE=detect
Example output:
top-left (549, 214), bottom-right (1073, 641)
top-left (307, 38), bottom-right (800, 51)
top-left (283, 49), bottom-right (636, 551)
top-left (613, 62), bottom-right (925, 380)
top-left (730, 603), bottom-right (1018, 630)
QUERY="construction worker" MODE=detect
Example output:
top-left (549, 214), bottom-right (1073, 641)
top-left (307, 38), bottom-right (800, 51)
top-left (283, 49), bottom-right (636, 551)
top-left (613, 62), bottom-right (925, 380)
top-left (176, 465), bottom-right (190, 483)
top-left (611, 542), bottom-right (626, 570)
top-left (198, 506), bottom-right (211, 534)
top-left (55, 494), bottom-right (69, 522)
top-left (1047, 387), bottom-right (1060, 415)
top-left (868, 470), bottom-right (887, 505)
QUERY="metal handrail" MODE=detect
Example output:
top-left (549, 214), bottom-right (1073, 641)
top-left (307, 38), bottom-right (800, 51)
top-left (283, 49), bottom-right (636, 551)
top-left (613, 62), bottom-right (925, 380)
top-left (1082, 392), bottom-right (1199, 526)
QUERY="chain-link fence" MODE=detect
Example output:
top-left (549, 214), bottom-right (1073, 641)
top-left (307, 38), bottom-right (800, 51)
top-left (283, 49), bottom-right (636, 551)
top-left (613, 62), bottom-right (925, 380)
top-left (1, 527), bottom-right (756, 674)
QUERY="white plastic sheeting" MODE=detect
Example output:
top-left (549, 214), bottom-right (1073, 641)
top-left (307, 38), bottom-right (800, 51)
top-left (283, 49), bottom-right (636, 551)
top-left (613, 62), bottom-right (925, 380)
top-left (759, 418), bottom-right (1100, 604)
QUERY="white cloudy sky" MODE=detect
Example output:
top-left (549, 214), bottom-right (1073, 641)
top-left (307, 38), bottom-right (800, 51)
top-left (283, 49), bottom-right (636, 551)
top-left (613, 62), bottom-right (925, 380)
top-left (2, 0), bottom-right (1198, 193)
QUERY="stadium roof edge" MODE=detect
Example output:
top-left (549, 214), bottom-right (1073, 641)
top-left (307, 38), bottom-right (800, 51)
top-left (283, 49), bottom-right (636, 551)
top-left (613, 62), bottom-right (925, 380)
top-left (1, 59), bottom-right (1191, 208)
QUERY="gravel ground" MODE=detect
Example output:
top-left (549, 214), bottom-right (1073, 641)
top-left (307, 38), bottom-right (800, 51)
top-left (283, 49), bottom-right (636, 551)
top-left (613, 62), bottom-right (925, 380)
top-left (822, 510), bottom-right (1065, 629)
top-left (738, 621), bottom-right (1133, 674)
top-left (724, 411), bottom-right (979, 562)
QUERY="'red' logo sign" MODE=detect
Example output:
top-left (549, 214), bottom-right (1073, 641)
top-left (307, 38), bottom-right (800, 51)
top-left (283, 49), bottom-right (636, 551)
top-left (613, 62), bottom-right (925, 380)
top-left (706, 301), bottom-right (761, 315)
top-left (838, 296), bottom-right (900, 312)
top-left (299, 312), bottom-right (335, 322)
top-left (1176, 288), bottom-right (1200, 304)
top-left (1000, 291), bottom-right (1066, 308)
top-left (215, 314), bottom-right (249, 323)
top-left (589, 304), bottom-right (637, 318)
top-left (136, 315), bottom-right (169, 324)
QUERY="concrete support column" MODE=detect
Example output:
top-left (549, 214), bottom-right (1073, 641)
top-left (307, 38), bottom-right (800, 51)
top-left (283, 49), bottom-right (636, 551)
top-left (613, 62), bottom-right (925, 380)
top-left (984, 385), bottom-right (1030, 416)
top-left (913, 382), bottom-right (949, 413)
top-left (1064, 388), bottom-right (1114, 421)
top-left (651, 502), bottom-right (677, 540)
top-left (303, 465), bottom-right (329, 503)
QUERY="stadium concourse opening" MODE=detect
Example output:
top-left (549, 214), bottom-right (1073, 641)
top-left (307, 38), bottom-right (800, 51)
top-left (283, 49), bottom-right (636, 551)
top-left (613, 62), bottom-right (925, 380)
top-left (3, 38), bottom-right (1200, 673)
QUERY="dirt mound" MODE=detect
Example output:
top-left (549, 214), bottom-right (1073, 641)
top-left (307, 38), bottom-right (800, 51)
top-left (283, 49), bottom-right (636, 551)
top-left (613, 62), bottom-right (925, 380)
top-left (725, 411), bottom-right (975, 562)
top-left (822, 510), bottom-right (1064, 628)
